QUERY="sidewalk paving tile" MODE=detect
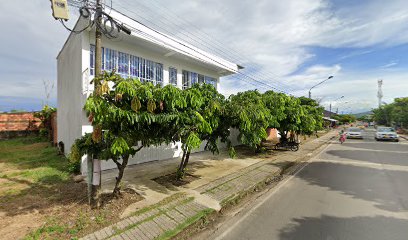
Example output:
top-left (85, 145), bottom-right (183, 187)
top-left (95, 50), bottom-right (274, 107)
top-left (81, 131), bottom-right (336, 240)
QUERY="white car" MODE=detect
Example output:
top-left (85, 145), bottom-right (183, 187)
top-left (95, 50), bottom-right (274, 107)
top-left (346, 127), bottom-right (363, 139)
top-left (375, 127), bottom-right (399, 142)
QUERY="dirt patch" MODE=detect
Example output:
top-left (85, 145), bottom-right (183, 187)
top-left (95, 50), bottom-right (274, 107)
top-left (154, 172), bottom-right (200, 188)
top-left (0, 137), bottom-right (144, 240)
top-left (2, 187), bottom-right (144, 240)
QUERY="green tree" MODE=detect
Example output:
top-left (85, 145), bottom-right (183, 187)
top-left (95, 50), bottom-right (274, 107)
top-left (174, 84), bottom-right (234, 179)
top-left (333, 114), bottom-right (356, 124)
top-left (392, 97), bottom-right (408, 128)
top-left (226, 90), bottom-right (271, 150)
top-left (274, 95), bottom-right (304, 141)
top-left (83, 72), bottom-right (184, 196)
top-left (298, 97), bottom-right (324, 135)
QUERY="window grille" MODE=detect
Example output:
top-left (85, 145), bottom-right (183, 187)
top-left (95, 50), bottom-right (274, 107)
top-left (169, 67), bottom-right (177, 86)
top-left (90, 45), bottom-right (163, 86)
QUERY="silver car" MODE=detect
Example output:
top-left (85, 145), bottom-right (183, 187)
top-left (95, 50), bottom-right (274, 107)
top-left (346, 127), bottom-right (363, 139)
top-left (375, 127), bottom-right (399, 142)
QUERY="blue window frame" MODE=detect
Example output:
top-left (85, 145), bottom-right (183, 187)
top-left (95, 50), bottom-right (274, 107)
top-left (118, 52), bottom-right (129, 78)
top-left (130, 55), bottom-right (139, 77)
top-left (205, 76), bottom-right (217, 87)
top-left (90, 45), bottom-right (95, 75)
top-left (169, 67), bottom-right (177, 86)
top-left (89, 45), bottom-right (164, 86)
top-left (182, 70), bottom-right (217, 89)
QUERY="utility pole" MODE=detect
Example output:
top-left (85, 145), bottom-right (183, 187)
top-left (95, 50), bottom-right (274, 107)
top-left (53, 0), bottom-right (132, 208)
top-left (329, 103), bottom-right (332, 119)
top-left (87, 0), bottom-right (103, 208)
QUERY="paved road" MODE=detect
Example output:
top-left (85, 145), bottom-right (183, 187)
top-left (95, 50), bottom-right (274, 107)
top-left (206, 129), bottom-right (408, 240)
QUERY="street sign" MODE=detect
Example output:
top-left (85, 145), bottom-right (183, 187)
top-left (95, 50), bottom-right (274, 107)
top-left (50, 0), bottom-right (70, 20)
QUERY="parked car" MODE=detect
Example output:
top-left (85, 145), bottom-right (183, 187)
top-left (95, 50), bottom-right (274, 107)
top-left (346, 127), bottom-right (363, 139)
top-left (375, 127), bottom-right (399, 142)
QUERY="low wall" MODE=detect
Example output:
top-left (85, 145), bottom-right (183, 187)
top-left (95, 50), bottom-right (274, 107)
top-left (0, 112), bottom-right (41, 140)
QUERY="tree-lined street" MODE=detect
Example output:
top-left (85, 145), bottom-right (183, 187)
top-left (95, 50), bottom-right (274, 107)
top-left (204, 128), bottom-right (408, 240)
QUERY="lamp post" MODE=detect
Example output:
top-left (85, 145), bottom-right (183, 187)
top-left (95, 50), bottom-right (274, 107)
top-left (330, 96), bottom-right (344, 118)
top-left (308, 76), bottom-right (334, 99)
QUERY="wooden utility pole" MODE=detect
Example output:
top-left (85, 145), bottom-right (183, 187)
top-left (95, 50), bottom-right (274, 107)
top-left (87, 0), bottom-right (103, 208)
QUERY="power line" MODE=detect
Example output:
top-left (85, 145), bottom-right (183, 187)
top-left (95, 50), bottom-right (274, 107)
top-left (108, 8), bottom-right (290, 94)
top-left (109, 0), bottom-right (298, 93)
top-left (66, 0), bottom-right (292, 94)
top-left (142, 0), bottom-right (300, 93)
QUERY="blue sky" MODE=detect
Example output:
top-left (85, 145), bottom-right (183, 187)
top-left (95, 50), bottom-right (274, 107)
top-left (1, 0), bottom-right (408, 113)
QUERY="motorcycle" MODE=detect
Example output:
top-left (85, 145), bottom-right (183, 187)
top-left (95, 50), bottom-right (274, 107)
top-left (339, 133), bottom-right (346, 144)
top-left (274, 140), bottom-right (300, 151)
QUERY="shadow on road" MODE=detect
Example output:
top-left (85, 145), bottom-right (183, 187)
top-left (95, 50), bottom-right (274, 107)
top-left (295, 161), bottom-right (408, 213)
top-left (343, 142), bottom-right (408, 152)
top-left (279, 215), bottom-right (408, 240)
top-left (326, 149), bottom-right (408, 166)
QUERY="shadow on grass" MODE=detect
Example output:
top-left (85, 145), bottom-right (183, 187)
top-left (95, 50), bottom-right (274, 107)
top-left (0, 174), bottom-right (87, 216)
top-left (0, 136), bottom-right (87, 216)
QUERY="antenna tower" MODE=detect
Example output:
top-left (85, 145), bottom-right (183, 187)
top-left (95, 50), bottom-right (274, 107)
top-left (377, 80), bottom-right (383, 108)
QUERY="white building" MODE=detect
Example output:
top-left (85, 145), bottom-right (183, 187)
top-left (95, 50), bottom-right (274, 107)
top-left (57, 10), bottom-right (241, 174)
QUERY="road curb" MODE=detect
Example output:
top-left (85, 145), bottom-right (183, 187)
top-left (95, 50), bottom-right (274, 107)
top-left (80, 132), bottom-right (336, 240)
top-left (167, 132), bottom-right (336, 240)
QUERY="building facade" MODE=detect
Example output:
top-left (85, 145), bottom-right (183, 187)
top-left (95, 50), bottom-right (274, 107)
top-left (57, 10), bottom-right (240, 174)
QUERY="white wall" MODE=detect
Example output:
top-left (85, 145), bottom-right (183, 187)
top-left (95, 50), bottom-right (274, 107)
top-left (57, 32), bottom-right (84, 157)
top-left (59, 30), bottom-right (236, 174)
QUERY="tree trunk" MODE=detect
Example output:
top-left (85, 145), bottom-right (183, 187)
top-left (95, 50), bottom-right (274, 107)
top-left (177, 150), bottom-right (187, 180)
top-left (113, 154), bottom-right (129, 198)
top-left (182, 150), bottom-right (191, 170)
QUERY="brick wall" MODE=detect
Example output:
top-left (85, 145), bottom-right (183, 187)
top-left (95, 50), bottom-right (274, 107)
top-left (0, 112), bottom-right (41, 132)
top-left (51, 112), bottom-right (58, 145)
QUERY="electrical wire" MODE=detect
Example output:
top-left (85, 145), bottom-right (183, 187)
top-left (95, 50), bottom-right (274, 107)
top-left (65, 0), bottom-right (292, 94)
top-left (108, 6), bottom-right (290, 94)
top-left (118, 18), bottom-right (290, 94)
top-left (59, 7), bottom-right (94, 34)
top-left (111, 0), bottom-right (300, 93)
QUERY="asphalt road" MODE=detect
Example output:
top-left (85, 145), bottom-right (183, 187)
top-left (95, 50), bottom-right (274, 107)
top-left (207, 129), bottom-right (408, 240)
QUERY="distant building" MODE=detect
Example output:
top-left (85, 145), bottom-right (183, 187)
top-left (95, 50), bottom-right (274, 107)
top-left (57, 10), bottom-right (241, 174)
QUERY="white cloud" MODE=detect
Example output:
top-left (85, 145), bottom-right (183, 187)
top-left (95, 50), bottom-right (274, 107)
top-left (1, 0), bottom-right (408, 112)
top-left (380, 61), bottom-right (398, 69)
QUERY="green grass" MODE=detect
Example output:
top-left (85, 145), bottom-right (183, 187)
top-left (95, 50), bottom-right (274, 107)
top-left (0, 136), bottom-right (70, 196)
top-left (157, 208), bottom-right (214, 240)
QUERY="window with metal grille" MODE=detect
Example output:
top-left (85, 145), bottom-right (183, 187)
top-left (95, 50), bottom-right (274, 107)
top-left (118, 52), bottom-right (129, 78)
top-left (169, 67), bottom-right (177, 86)
top-left (182, 70), bottom-right (190, 89)
top-left (90, 45), bottom-right (95, 76)
top-left (182, 70), bottom-right (217, 89)
top-left (90, 45), bottom-right (163, 86)
top-left (205, 76), bottom-right (217, 87)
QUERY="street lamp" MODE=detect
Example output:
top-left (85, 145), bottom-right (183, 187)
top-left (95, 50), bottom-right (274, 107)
top-left (308, 76), bottom-right (334, 99)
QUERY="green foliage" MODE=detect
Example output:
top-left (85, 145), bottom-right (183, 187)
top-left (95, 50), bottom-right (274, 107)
top-left (372, 97), bottom-right (408, 128)
top-left (298, 96), bottom-right (324, 135)
top-left (34, 105), bottom-right (56, 127)
top-left (227, 90), bottom-right (270, 149)
top-left (333, 114), bottom-right (356, 124)
top-left (357, 115), bottom-right (373, 122)
top-left (68, 142), bottom-right (82, 174)
top-left (33, 105), bottom-right (56, 139)
top-left (78, 71), bottom-right (332, 184)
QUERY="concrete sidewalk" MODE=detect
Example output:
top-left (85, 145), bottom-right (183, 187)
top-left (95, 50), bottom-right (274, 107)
top-left (82, 131), bottom-right (337, 240)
